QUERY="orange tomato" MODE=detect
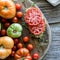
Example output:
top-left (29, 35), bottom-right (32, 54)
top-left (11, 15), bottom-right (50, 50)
top-left (16, 12), bottom-right (23, 18)
top-left (12, 17), bottom-right (18, 23)
top-left (27, 44), bottom-right (33, 51)
top-left (17, 43), bottom-right (23, 49)
top-left (14, 53), bottom-right (21, 59)
top-left (23, 36), bottom-right (29, 42)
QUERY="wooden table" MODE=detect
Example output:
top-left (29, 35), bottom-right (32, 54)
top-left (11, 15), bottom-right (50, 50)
top-left (32, 0), bottom-right (60, 60)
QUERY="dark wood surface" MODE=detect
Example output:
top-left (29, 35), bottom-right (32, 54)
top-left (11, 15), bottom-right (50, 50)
top-left (32, 0), bottom-right (60, 60)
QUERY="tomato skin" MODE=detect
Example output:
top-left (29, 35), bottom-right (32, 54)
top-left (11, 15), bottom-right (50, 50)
top-left (12, 17), bottom-right (18, 23)
top-left (14, 53), bottom-right (21, 59)
top-left (23, 36), bottom-right (29, 42)
top-left (16, 12), bottom-right (23, 18)
top-left (25, 55), bottom-right (32, 60)
top-left (27, 44), bottom-right (33, 51)
top-left (15, 3), bottom-right (21, 10)
top-left (16, 48), bottom-right (29, 57)
top-left (1, 29), bottom-right (6, 36)
top-left (27, 53), bottom-right (31, 56)
top-left (11, 51), bottom-right (15, 57)
top-left (17, 43), bottom-right (23, 49)
top-left (14, 38), bottom-right (19, 45)
top-left (24, 58), bottom-right (31, 60)
top-left (32, 53), bottom-right (39, 60)
top-left (12, 46), bottom-right (17, 51)
top-left (1, 18), bottom-right (6, 23)
top-left (5, 22), bottom-right (10, 28)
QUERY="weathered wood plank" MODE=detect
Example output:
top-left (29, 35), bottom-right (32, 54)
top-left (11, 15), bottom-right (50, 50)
top-left (32, 0), bottom-right (60, 24)
top-left (42, 23), bottom-right (60, 60)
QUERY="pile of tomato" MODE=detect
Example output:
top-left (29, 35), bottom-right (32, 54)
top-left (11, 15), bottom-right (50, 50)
top-left (24, 7), bottom-right (45, 36)
top-left (0, 3), bottom-right (39, 60)
top-left (11, 36), bottom-right (39, 60)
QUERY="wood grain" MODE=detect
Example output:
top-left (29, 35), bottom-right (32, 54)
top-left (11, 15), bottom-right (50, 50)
top-left (42, 24), bottom-right (60, 60)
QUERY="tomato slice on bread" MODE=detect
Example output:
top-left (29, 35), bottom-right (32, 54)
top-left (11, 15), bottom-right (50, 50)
top-left (24, 7), bottom-right (42, 26)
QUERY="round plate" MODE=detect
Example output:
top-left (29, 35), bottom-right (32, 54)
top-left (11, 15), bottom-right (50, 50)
top-left (4, 0), bottom-right (51, 60)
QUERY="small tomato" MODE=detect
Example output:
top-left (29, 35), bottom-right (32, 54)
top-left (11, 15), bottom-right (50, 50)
top-left (15, 3), bottom-right (21, 10)
top-left (32, 53), bottom-right (39, 60)
top-left (16, 12), bottom-right (23, 18)
top-left (12, 17), bottom-right (18, 23)
top-left (23, 36), bottom-right (29, 42)
top-left (17, 43), bottom-right (23, 49)
top-left (27, 44), bottom-right (33, 51)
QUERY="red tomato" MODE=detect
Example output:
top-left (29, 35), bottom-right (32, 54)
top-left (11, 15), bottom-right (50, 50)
top-left (25, 55), bottom-right (32, 60)
top-left (5, 22), bottom-right (10, 28)
top-left (12, 46), bottom-right (17, 51)
top-left (1, 18), bottom-right (6, 23)
top-left (27, 53), bottom-right (31, 56)
top-left (14, 53), bottom-right (21, 59)
top-left (24, 7), bottom-right (42, 26)
top-left (16, 12), bottom-right (23, 18)
top-left (17, 43), bottom-right (23, 49)
top-left (32, 53), bottom-right (39, 60)
top-left (12, 17), bottom-right (18, 23)
top-left (23, 36), bottom-right (29, 42)
top-left (1, 29), bottom-right (6, 36)
top-left (11, 51), bottom-right (15, 57)
top-left (15, 3), bottom-right (21, 10)
top-left (24, 58), bottom-right (31, 60)
top-left (29, 20), bottom-right (45, 35)
top-left (14, 38), bottom-right (19, 45)
top-left (27, 44), bottom-right (33, 51)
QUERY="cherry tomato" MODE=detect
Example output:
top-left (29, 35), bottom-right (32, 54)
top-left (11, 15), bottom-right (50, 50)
top-left (15, 3), bottom-right (21, 10)
top-left (27, 53), bottom-right (31, 56)
top-left (24, 58), bottom-right (31, 60)
top-left (25, 55), bottom-right (32, 60)
top-left (14, 53), bottom-right (21, 59)
top-left (15, 59), bottom-right (20, 60)
top-left (5, 22), bottom-right (10, 28)
top-left (17, 43), bottom-right (23, 49)
top-left (11, 51), bottom-right (15, 57)
top-left (16, 12), bottom-right (23, 18)
top-left (1, 18), bottom-right (6, 23)
top-left (23, 36), bottom-right (29, 42)
top-left (27, 44), bottom-right (33, 51)
top-left (1, 29), bottom-right (6, 36)
top-left (12, 46), bottom-right (17, 51)
top-left (12, 17), bottom-right (18, 23)
top-left (32, 53), bottom-right (39, 60)
top-left (14, 38), bottom-right (19, 45)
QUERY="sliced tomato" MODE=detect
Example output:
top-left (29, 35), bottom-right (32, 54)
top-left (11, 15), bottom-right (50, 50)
top-left (29, 20), bottom-right (45, 35)
top-left (24, 7), bottom-right (42, 26)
